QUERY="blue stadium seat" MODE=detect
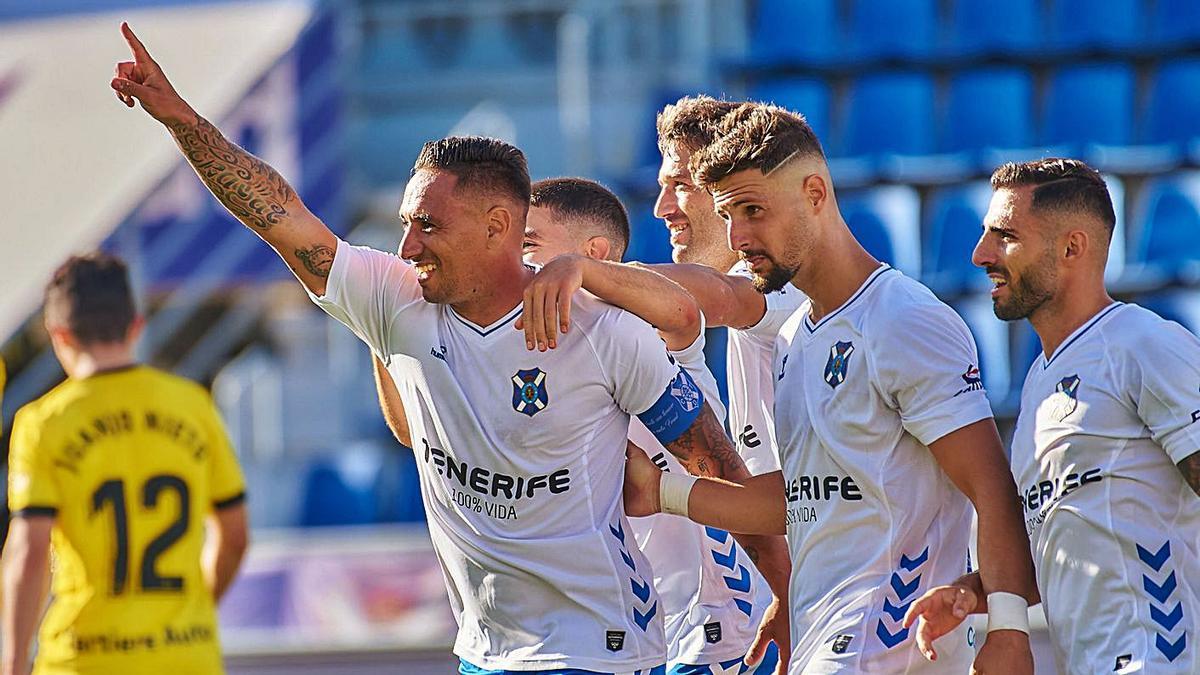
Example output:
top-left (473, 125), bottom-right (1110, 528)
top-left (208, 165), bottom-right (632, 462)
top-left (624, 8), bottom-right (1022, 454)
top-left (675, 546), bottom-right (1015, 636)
top-left (299, 448), bottom-right (386, 527)
top-left (1143, 59), bottom-right (1200, 147)
top-left (749, 0), bottom-right (840, 66)
top-left (942, 68), bottom-right (1034, 153)
top-left (625, 207), bottom-right (675, 265)
top-left (1130, 172), bottom-right (1200, 280)
top-left (749, 78), bottom-right (832, 145)
top-left (839, 185), bottom-right (922, 277)
top-left (952, 296), bottom-right (1013, 409)
top-left (841, 72), bottom-right (936, 157)
top-left (922, 182), bottom-right (992, 294)
top-left (847, 0), bottom-right (938, 62)
top-left (1148, 0), bottom-right (1200, 47)
top-left (1042, 63), bottom-right (1135, 148)
top-left (947, 0), bottom-right (1041, 57)
top-left (1047, 0), bottom-right (1141, 53)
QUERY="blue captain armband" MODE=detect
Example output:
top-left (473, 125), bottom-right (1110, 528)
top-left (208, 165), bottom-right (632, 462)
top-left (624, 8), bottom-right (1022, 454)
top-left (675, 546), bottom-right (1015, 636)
top-left (637, 368), bottom-right (705, 445)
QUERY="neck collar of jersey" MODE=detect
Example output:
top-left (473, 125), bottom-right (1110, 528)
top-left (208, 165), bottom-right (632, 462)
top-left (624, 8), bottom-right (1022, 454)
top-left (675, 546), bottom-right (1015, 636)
top-left (803, 264), bottom-right (894, 335)
top-left (448, 302), bottom-right (524, 338)
top-left (1041, 301), bottom-right (1124, 369)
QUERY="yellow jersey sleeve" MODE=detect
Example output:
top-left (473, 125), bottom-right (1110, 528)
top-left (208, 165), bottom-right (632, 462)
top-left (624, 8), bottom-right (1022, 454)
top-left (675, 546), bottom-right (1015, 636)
top-left (205, 398), bottom-right (245, 509)
top-left (8, 406), bottom-right (61, 517)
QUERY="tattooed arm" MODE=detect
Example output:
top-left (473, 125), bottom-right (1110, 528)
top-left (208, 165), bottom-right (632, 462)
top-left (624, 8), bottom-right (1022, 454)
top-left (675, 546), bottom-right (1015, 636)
top-left (1178, 450), bottom-right (1200, 498)
top-left (662, 406), bottom-right (792, 605)
top-left (111, 22), bottom-right (337, 295)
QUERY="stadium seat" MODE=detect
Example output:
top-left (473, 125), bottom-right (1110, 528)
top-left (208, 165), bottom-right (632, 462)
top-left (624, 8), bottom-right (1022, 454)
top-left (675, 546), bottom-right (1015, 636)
top-left (841, 72), bottom-right (936, 158)
top-left (952, 295), bottom-right (1013, 410)
top-left (839, 185), bottom-right (922, 277)
top-left (922, 182), bottom-right (992, 295)
top-left (1143, 59), bottom-right (1200, 151)
top-left (624, 207), bottom-right (674, 265)
top-left (946, 0), bottom-right (1041, 57)
top-left (847, 0), bottom-right (939, 62)
top-left (1129, 172), bottom-right (1200, 282)
top-left (299, 448), bottom-right (386, 527)
top-left (748, 0), bottom-right (840, 66)
top-left (942, 68), bottom-right (1034, 154)
top-left (749, 78), bottom-right (832, 145)
top-left (1148, 0), bottom-right (1200, 47)
top-left (1047, 0), bottom-right (1141, 54)
top-left (1042, 63), bottom-right (1134, 148)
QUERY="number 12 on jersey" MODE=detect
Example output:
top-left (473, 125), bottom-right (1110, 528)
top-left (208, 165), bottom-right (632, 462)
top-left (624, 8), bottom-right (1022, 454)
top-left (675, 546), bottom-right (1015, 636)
top-left (91, 474), bottom-right (190, 595)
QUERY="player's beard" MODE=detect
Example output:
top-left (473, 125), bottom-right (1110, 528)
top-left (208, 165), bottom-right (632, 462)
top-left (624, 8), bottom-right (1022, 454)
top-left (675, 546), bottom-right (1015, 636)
top-left (744, 251), bottom-right (796, 294)
top-left (989, 256), bottom-right (1056, 321)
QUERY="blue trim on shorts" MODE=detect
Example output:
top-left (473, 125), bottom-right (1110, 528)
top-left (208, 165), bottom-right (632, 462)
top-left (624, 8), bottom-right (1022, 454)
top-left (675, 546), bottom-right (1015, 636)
top-left (460, 660), bottom-right (666, 675)
top-left (667, 642), bottom-right (779, 675)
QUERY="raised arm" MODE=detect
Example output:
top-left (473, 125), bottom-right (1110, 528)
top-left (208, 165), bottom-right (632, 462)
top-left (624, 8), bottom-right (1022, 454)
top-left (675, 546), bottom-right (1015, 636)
top-left (373, 356), bottom-right (413, 447)
top-left (646, 263), bottom-right (768, 330)
top-left (111, 22), bottom-right (337, 296)
top-left (517, 254), bottom-right (701, 351)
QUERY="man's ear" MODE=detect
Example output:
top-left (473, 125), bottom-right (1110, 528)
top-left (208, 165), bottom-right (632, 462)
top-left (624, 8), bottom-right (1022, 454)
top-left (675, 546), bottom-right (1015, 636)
top-left (1063, 229), bottom-right (1089, 263)
top-left (803, 173), bottom-right (828, 213)
top-left (582, 236), bottom-right (613, 262)
top-left (485, 204), bottom-right (514, 249)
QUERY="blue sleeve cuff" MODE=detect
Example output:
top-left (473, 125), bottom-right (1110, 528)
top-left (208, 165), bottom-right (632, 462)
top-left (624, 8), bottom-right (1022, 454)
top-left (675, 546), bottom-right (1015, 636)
top-left (637, 368), bottom-right (705, 445)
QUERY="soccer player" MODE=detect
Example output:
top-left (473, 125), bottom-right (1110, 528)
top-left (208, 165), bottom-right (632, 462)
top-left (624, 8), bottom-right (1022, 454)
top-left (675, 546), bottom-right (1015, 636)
top-left (652, 96), bottom-right (807, 479)
top-left (904, 158), bottom-right (1200, 673)
top-left (622, 102), bottom-right (1038, 673)
top-left (519, 177), bottom-right (780, 674)
top-left (3, 254), bottom-right (248, 675)
top-left (112, 24), bottom-right (773, 674)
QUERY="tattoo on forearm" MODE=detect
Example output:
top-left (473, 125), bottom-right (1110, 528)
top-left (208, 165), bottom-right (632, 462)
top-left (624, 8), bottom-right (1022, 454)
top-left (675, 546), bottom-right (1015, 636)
top-left (1179, 451), bottom-right (1200, 498)
top-left (665, 407), bottom-right (751, 481)
top-left (167, 117), bottom-right (296, 230)
top-left (295, 244), bottom-right (334, 278)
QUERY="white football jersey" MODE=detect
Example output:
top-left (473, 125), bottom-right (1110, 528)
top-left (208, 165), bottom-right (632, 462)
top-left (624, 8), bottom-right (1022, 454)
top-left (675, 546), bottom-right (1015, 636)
top-left (773, 266), bottom-right (990, 673)
top-left (629, 318), bottom-right (772, 668)
top-left (1012, 302), bottom-right (1200, 674)
top-left (311, 240), bottom-right (707, 671)
top-left (726, 260), bottom-right (807, 476)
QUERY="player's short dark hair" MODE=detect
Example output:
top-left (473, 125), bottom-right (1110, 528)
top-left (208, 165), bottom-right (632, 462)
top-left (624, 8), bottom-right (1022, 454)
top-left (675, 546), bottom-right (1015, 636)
top-left (990, 158), bottom-right (1116, 232)
top-left (692, 102), bottom-right (826, 188)
top-left (530, 177), bottom-right (630, 260)
top-left (412, 136), bottom-right (532, 207)
top-left (44, 253), bottom-right (137, 345)
top-left (656, 95), bottom-right (740, 156)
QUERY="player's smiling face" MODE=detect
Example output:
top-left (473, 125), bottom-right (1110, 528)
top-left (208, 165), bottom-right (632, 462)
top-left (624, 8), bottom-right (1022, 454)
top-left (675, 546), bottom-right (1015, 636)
top-left (522, 205), bottom-right (578, 265)
top-left (399, 169), bottom-right (489, 305)
top-left (711, 165), bottom-right (812, 294)
top-left (654, 144), bottom-right (738, 270)
top-left (973, 186), bottom-right (1058, 321)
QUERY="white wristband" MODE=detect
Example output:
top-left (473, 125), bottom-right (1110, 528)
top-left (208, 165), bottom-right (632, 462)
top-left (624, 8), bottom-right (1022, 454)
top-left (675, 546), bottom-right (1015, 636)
top-left (986, 592), bottom-right (1030, 635)
top-left (659, 472), bottom-right (698, 516)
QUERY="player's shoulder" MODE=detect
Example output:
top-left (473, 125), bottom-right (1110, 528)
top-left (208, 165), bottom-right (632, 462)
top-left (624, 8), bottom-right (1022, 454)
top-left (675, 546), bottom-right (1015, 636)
top-left (1102, 303), bottom-right (1200, 356)
top-left (863, 268), bottom-right (962, 332)
top-left (142, 366), bottom-right (215, 403)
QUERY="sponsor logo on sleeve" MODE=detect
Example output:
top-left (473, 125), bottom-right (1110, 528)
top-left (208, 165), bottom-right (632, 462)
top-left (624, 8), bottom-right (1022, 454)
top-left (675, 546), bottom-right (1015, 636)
top-left (953, 364), bottom-right (984, 396)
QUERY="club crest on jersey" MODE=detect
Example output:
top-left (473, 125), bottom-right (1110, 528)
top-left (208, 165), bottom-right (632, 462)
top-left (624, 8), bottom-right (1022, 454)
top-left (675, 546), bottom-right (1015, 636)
top-left (1051, 374), bottom-right (1081, 421)
top-left (824, 341), bottom-right (855, 389)
top-left (669, 371), bottom-right (701, 412)
top-left (512, 368), bottom-right (549, 417)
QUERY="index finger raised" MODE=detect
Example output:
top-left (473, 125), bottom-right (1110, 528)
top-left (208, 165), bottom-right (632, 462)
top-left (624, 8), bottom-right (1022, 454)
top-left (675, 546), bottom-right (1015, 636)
top-left (121, 22), bottom-right (158, 66)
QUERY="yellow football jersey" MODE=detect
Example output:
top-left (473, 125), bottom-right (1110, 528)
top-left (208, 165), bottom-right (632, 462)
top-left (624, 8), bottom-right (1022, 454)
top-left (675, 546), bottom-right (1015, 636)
top-left (8, 365), bottom-right (245, 675)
